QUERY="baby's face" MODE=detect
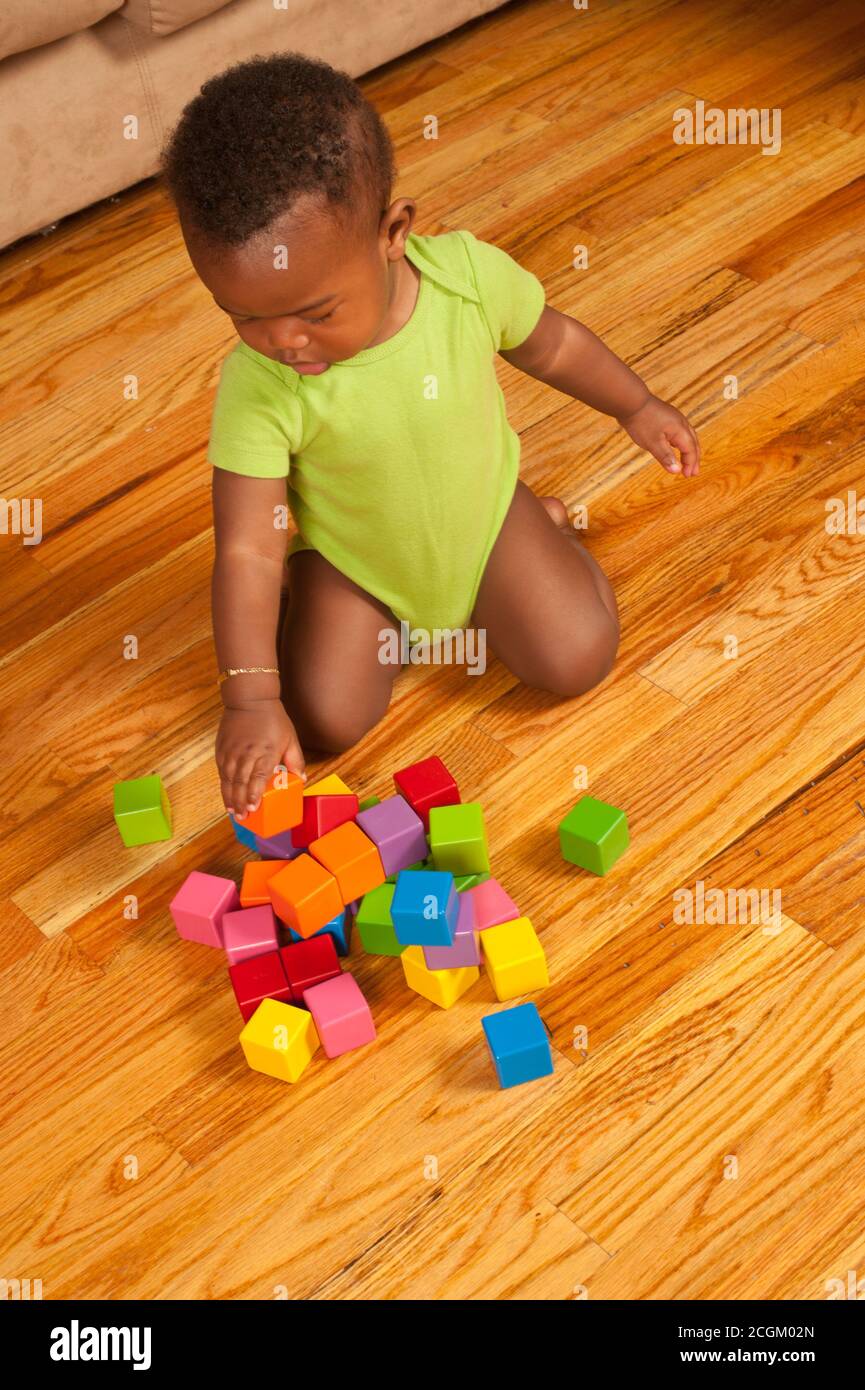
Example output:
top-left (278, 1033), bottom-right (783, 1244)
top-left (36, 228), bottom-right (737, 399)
top-left (185, 198), bottom-right (409, 375)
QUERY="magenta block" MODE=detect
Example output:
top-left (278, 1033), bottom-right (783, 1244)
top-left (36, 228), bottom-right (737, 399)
top-left (170, 870), bottom-right (239, 947)
top-left (255, 827), bottom-right (302, 860)
top-left (222, 904), bottom-right (280, 965)
top-left (466, 877), bottom-right (521, 932)
top-left (423, 892), bottom-right (480, 969)
top-left (355, 794), bottom-right (427, 878)
top-left (302, 972), bottom-right (376, 1058)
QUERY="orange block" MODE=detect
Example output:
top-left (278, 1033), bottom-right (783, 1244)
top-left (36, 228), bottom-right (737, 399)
top-left (268, 854), bottom-right (344, 938)
top-left (240, 860), bottom-right (290, 908)
top-left (310, 821), bottom-right (385, 904)
top-left (240, 770), bottom-right (304, 838)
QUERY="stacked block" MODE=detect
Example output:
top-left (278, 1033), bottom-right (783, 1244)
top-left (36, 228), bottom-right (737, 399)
top-left (240, 998), bottom-right (319, 1083)
top-left (240, 859), bottom-right (290, 907)
top-left (222, 904), bottom-right (280, 965)
top-left (559, 796), bottom-right (629, 875)
top-left (114, 775), bottom-right (172, 847)
top-left (429, 802), bottom-right (490, 876)
top-left (401, 946), bottom-right (479, 1009)
top-left (482, 1004), bottom-right (553, 1089)
top-left (229, 951), bottom-right (292, 1021)
top-left (481, 917), bottom-right (548, 1001)
top-left (305, 773), bottom-right (353, 797)
top-left (310, 820), bottom-right (384, 902)
top-left (280, 934), bottom-right (341, 1002)
top-left (230, 814), bottom-right (259, 850)
top-left (465, 878), bottom-right (520, 931)
top-left (255, 827), bottom-right (302, 861)
top-left (286, 908), bottom-right (352, 956)
top-left (303, 973), bottom-right (376, 1057)
top-left (355, 883), bottom-right (404, 957)
top-left (235, 768), bottom-right (304, 838)
top-left (268, 854), bottom-right (344, 937)
top-left (393, 755), bottom-right (459, 829)
top-left (391, 869), bottom-right (458, 946)
top-left (355, 795), bottom-right (427, 877)
top-left (292, 791), bottom-right (359, 849)
top-left (423, 891), bottom-right (480, 970)
top-left (170, 871), bottom-right (239, 947)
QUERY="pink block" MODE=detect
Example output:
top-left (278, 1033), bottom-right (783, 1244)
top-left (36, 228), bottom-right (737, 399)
top-left (423, 893), bottom-right (480, 969)
top-left (170, 870), bottom-right (239, 947)
top-left (466, 877), bottom-right (521, 932)
top-left (302, 972), bottom-right (376, 1058)
top-left (222, 904), bottom-right (280, 965)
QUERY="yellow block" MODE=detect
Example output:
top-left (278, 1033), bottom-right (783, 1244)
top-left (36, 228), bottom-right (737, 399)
top-left (401, 946), bottom-right (479, 1008)
top-left (304, 773), bottom-right (353, 797)
top-left (481, 916), bottom-right (548, 1001)
top-left (239, 998), bottom-right (320, 1082)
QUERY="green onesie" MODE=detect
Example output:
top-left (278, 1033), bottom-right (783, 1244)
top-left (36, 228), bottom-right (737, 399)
top-left (207, 228), bottom-right (546, 631)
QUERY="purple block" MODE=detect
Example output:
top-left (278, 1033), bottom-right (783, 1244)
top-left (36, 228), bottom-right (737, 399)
top-left (222, 904), bottom-right (280, 965)
top-left (356, 794), bottom-right (427, 878)
top-left (423, 893), bottom-right (480, 970)
top-left (170, 870), bottom-right (239, 947)
top-left (255, 827), bottom-right (303, 860)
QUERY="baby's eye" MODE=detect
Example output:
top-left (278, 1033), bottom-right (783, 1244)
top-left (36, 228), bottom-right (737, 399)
top-left (305, 310), bottom-right (334, 324)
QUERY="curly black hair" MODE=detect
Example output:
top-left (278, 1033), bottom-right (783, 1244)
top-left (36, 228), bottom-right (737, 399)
top-left (159, 51), bottom-right (398, 250)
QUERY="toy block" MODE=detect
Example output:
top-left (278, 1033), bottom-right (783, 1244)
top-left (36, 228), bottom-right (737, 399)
top-left (268, 854), bottom-right (344, 938)
top-left (481, 917), bottom-right (549, 1001)
top-left (423, 890), bottom-right (481, 970)
top-left (455, 872), bottom-right (491, 891)
top-left (240, 997), bottom-right (319, 1082)
top-left (254, 827), bottom-right (302, 860)
top-left (356, 794), bottom-right (427, 877)
top-left (385, 858), bottom-right (428, 884)
top-left (429, 802), bottom-right (490, 876)
top-left (466, 878), bottom-right (521, 931)
top-left (391, 869), bottom-right (458, 946)
top-left (309, 821), bottom-right (385, 903)
top-left (287, 908), bottom-right (351, 956)
top-left (482, 1003), bottom-right (554, 1089)
top-left (400, 946), bottom-right (479, 1009)
top-left (280, 934), bottom-right (341, 1001)
top-left (355, 882), bottom-right (404, 957)
top-left (559, 796), bottom-right (629, 875)
top-left (240, 859), bottom-right (290, 908)
top-left (222, 904), bottom-right (280, 965)
top-left (392, 755), bottom-right (460, 830)
top-left (229, 950), bottom-right (292, 1021)
top-left (305, 773), bottom-right (352, 797)
top-left (235, 768), bottom-right (304, 838)
top-left (358, 795), bottom-right (380, 811)
top-left (302, 972), bottom-right (376, 1058)
top-left (170, 870), bottom-right (239, 947)
top-left (113, 775), bottom-right (172, 847)
top-left (229, 814), bottom-right (259, 850)
top-left (292, 792), bottom-right (360, 849)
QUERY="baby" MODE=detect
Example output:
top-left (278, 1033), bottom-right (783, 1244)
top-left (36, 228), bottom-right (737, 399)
top-left (160, 52), bottom-right (699, 821)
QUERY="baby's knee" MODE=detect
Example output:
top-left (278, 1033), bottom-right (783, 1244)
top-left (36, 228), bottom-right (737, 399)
top-left (288, 681), bottom-right (389, 756)
top-left (527, 612), bottom-right (619, 698)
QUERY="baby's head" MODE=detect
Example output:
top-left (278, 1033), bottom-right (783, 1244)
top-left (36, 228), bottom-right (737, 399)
top-left (160, 51), bottom-right (413, 369)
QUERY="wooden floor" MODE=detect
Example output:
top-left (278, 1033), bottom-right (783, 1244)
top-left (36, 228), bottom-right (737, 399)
top-left (2, 0), bottom-right (865, 1301)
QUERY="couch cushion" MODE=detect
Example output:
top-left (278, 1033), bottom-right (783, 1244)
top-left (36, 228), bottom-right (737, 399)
top-left (0, 0), bottom-right (122, 62)
top-left (121, 0), bottom-right (235, 36)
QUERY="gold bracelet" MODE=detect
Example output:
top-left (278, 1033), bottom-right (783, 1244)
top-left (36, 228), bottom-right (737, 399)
top-left (217, 666), bottom-right (280, 687)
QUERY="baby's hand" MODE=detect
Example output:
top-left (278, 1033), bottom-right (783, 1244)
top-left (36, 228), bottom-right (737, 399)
top-left (216, 700), bottom-right (306, 818)
top-left (617, 394), bottom-right (701, 477)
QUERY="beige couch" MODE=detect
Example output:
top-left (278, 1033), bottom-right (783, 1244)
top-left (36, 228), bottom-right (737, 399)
top-left (0, 0), bottom-right (508, 251)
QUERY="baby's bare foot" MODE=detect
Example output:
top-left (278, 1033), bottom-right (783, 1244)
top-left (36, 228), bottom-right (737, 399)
top-left (539, 495), bottom-right (570, 529)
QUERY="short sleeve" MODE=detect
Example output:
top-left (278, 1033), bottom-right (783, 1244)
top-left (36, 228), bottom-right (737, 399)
top-left (207, 343), bottom-right (298, 478)
top-left (458, 229), bottom-right (546, 351)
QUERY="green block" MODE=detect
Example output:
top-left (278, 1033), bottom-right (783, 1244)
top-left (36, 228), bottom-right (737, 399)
top-left (356, 883), bottom-right (405, 956)
top-left (358, 795), bottom-right (381, 811)
top-left (455, 872), bottom-right (491, 891)
top-left (558, 796), bottom-right (628, 875)
top-left (113, 775), bottom-right (172, 847)
top-left (385, 858), bottom-right (427, 885)
top-left (429, 802), bottom-right (490, 876)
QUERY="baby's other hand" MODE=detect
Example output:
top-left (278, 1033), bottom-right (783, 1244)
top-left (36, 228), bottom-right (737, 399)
top-left (617, 394), bottom-right (701, 477)
top-left (216, 700), bottom-right (306, 818)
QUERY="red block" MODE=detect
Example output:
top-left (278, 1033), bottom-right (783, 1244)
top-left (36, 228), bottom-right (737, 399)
top-left (280, 935), bottom-right (341, 1003)
top-left (291, 793), bottom-right (360, 850)
top-left (229, 950), bottom-right (292, 1021)
top-left (393, 755), bottom-right (460, 830)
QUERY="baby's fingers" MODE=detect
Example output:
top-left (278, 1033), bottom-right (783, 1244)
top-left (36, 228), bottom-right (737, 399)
top-left (227, 753), bottom-right (263, 819)
top-left (280, 729), bottom-right (306, 781)
top-left (665, 423), bottom-right (699, 477)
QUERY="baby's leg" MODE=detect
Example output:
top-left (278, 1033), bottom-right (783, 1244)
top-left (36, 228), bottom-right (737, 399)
top-left (471, 481), bottom-right (619, 696)
top-left (279, 550), bottom-right (401, 755)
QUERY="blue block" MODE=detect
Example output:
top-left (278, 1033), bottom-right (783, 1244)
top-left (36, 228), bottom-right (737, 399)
top-left (288, 908), bottom-right (351, 957)
top-left (481, 1003), bottom-right (554, 1089)
top-left (390, 869), bottom-right (458, 946)
top-left (229, 815), bottom-right (258, 850)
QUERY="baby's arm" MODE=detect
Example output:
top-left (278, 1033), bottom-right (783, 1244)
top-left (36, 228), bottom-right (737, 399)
top-left (212, 469), bottom-right (305, 817)
top-left (501, 306), bottom-right (700, 477)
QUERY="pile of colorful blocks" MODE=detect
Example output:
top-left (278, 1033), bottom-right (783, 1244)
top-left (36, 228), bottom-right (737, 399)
top-left (167, 756), bottom-right (554, 1090)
